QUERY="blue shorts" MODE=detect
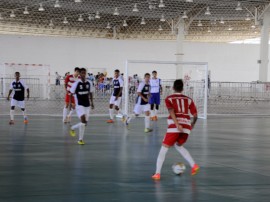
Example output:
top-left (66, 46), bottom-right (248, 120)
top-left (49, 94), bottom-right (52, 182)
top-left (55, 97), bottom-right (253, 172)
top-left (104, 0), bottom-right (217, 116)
top-left (149, 93), bottom-right (160, 105)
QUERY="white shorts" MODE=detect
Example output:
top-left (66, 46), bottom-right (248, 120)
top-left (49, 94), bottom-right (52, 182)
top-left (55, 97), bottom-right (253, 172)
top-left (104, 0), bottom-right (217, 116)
top-left (76, 105), bottom-right (90, 121)
top-left (134, 104), bottom-right (150, 115)
top-left (109, 96), bottom-right (122, 107)
top-left (11, 99), bottom-right (25, 108)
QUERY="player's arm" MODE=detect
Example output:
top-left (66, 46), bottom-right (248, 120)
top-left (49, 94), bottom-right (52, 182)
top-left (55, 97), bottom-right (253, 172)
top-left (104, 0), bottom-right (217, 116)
top-left (115, 79), bottom-right (123, 100)
top-left (168, 108), bottom-right (183, 132)
top-left (191, 114), bottom-right (198, 129)
top-left (26, 88), bottom-right (30, 100)
top-left (64, 76), bottom-right (69, 93)
top-left (190, 100), bottom-right (198, 128)
top-left (69, 81), bottom-right (77, 108)
top-left (137, 83), bottom-right (148, 102)
top-left (159, 79), bottom-right (163, 94)
top-left (7, 89), bottom-right (12, 101)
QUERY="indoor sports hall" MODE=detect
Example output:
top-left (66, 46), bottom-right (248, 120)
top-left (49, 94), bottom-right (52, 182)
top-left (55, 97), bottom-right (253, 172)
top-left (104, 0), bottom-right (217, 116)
top-left (1, 0), bottom-right (270, 202)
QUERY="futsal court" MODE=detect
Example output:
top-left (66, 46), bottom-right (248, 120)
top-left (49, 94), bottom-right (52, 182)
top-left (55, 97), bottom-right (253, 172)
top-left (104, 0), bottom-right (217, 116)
top-left (1, 115), bottom-right (270, 202)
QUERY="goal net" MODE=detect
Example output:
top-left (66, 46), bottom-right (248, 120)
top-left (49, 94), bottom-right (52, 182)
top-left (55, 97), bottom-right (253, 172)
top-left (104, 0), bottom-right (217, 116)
top-left (123, 60), bottom-right (208, 119)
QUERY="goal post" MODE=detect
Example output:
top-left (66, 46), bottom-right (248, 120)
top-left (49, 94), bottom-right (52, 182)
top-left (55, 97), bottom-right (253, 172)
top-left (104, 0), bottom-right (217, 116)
top-left (124, 60), bottom-right (208, 119)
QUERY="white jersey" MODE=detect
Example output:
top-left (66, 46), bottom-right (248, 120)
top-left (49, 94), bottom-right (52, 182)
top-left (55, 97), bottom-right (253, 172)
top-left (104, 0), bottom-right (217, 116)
top-left (150, 78), bottom-right (162, 93)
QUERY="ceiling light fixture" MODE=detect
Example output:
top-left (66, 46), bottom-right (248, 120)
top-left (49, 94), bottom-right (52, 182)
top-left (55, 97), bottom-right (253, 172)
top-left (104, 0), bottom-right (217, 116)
top-left (186, 0), bottom-right (193, 2)
top-left (78, 14), bottom-right (84, 21)
top-left (159, 0), bottom-right (165, 8)
top-left (141, 17), bottom-right (146, 25)
top-left (228, 26), bottom-right (233, 31)
top-left (38, 3), bottom-right (45, 12)
top-left (0, 13), bottom-right (3, 20)
top-left (236, 1), bottom-right (242, 11)
top-left (182, 11), bottom-right (188, 19)
top-left (106, 23), bottom-right (111, 29)
top-left (251, 24), bottom-right (256, 29)
top-left (158, 25), bottom-right (163, 31)
top-left (54, 0), bottom-right (60, 8)
top-left (205, 6), bottom-right (211, 15)
top-left (220, 17), bottom-right (225, 24)
top-left (75, 0), bottom-right (82, 3)
top-left (23, 7), bottom-right (29, 15)
top-left (207, 28), bottom-right (211, 33)
top-left (160, 14), bottom-right (165, 22)
top-left (245, 13), bottom-right (251, 21)
top-left (10, 10), bottom-right (16, 18)
top-left (113, 8), bottom-right (119, 16)
top-left (88, 14), bottom-right (94, 20)
top-left (133, 3), bottom-right (139, 12)
top-left (197, 20), bottom-right (202, 27)
top-left (123, 20), bottom-right (128, 27)
top-left (63, 17), bottom-right (68, 24)
top-left (95, 11), bottom-right (100, 19)
top-left (49, 19), bottom-right (54, 27)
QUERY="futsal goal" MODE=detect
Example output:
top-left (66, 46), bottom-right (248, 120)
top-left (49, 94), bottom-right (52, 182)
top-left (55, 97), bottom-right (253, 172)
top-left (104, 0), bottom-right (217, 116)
top-left (123, 60), bottom-right (208, 119)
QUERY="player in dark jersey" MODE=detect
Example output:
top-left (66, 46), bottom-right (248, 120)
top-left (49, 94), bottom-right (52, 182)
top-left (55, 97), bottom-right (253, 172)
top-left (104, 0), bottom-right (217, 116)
top-left (69, 68), bottom-right (94, 145)
top-left (107, 69), bottom-right (124, 123)
top-left (7, 72), bottom-right (30, 125)
top-left (152, 79), bottom-right (199, 180)
top-left (124, 73), bottom-right (152, 132)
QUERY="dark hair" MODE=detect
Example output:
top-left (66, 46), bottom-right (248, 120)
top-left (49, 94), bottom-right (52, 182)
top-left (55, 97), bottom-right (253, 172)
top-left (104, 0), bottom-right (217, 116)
top-left (115, 69), bottom-right (120, 73)
top-left (15, 72), bottom-right (20, 75)
top-left (74, 67), bottom-right (80, 72)
top-left (173, 79), bottom-right (184, 92)
top-left (80, 68), bottom-right (86, 72)
top-left (152, 70), bottom-right (157, 74)
top-left (144, 73), bottom-right (150, 77)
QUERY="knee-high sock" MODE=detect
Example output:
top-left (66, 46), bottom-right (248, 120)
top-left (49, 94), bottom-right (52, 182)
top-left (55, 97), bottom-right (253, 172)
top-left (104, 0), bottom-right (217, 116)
top-left (155, 146), bottom-right (169, 174)
top-left (71, 123), bottom-right (81, 130)
top-left (109, 109), bottom-right (114, 120)
top-left (10, 110), bottom-right (15, 120)
top-left (63, 107), bottom-right (68, 120)
top-left (145, 115), bottom-right (151, 129)
top-left (126, 114), bottom-right (135, 124)
top-left (116, 108), bottom-right (122, 115)
top-left (79, 123), bottom-right (86, 141)
top-left (174, 144), bottom-right (195, 168)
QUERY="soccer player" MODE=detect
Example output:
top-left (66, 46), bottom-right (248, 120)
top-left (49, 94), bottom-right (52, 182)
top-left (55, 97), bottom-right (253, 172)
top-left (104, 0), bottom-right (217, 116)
top-left (69, 68), bottom-right (94, 145)
top-left (152, 79), bottom-right (199, 180)
top-left (107, 69), bottom-right (123, 123)
top-left (63, 67), bottom-right (80, 123)
top-left (7, 72), bottom-right (30, 125)
top-left (124, 73), bottom-right (152, 133)
top-left (149, 70), bottom-right (162, 121)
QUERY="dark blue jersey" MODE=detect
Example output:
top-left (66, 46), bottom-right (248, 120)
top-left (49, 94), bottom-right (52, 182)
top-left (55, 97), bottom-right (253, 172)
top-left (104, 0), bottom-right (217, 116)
top-left (10, 80), bottom-right (28, 101)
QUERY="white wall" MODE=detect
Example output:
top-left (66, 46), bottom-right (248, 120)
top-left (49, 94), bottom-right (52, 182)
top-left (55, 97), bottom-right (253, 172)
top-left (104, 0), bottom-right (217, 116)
top-left (0, 34), bottom-right (264, 82)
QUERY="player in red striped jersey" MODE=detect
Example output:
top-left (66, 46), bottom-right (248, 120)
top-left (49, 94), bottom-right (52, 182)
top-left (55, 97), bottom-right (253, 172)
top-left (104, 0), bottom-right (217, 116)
top-left (152, 79), bottom-right (199, 180)
top-left (63, 67), bottom-right (80, 123)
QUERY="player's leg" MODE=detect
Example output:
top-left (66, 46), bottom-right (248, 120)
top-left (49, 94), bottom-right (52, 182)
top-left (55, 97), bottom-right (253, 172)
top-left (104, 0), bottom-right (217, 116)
top-left (144, 104), bottom-right (152, 133)
top-left (149, 94), bottom-right (155, 120)
top-left (125, 104), bottom-right (141, 126)
top-left (77, 113), bottom-right (87, 145)
top-left (107, 96), bottom-right (115, 123)
top-left (174, 134), bottom-right (199, 175)
top-left (63, 94), bottom-right (69, 123)
top-left (9, 99), bottom-right (15, 125)
top-left (18, 100), bottom-right (28, 124)
top-left (67, 96), bottom-right (75, 123)
top-left (154, 93), bottom-right (160, 121)
top-left (115, 97), bottom-right (122, 117)
top-left (152, 133), bottom-right (178, 180)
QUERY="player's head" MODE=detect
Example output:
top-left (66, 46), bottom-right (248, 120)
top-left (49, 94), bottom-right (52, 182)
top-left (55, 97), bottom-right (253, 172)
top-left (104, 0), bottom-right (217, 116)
top-left (80, 68), bottom-right (87, 79)
top-left (152, 70), bottom-right (157, 78)
top-left (74, 67), bottom-right (80, 76)
top-left (14, 72), bottom-right (20, 80)
top-left (144, 73), bottom-right (150, 82)
top-left (173, 79), bottom-right (184, 93)
top-left (114, 69), bottom-right (120, 77)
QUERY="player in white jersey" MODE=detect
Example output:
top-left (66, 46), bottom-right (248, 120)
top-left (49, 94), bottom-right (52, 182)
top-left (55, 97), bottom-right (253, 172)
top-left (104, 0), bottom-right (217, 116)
top-left (149, 70), bottom-right (162, 121)
top-left (7, 72), bottom-right (30, 125)
top-left (69, 68), bottom-right (94, 145)
top-left (107, 69), bottom-right (124, 123)
top-left (124, 73), bottom-right (153, 133)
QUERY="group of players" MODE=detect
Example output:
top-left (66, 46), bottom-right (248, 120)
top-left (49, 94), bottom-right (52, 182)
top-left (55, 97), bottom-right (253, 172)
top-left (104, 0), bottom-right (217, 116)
top-left (7, 67), bottom-right (199, 180)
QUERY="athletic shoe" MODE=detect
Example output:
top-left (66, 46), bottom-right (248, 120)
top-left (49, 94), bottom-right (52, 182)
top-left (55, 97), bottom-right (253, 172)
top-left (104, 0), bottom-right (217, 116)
top-left (191, 164), bottom-right (200, 176)
top-left (107, 119), bottom-right (114, 123)
top-left (78, 140), bottom-right (85, 145)
top-left (24, 118), bottom-right (28, 124)
top-left (122, 115), bottom-right (127, 123)
top-left (153, 116), bottom-right (158, 121)
top-left (9, 120), bottom-right (14, 125)
top-left (144, 128), bottom-right (153, 133)
top-left (150, 117), bottom-right (155, 121)
top-left (63, 118), bottom-right (68, 123)
top-left (70, 130), bottom-right (76, 137)
top-left (152, 173), bottom-right (161, 180)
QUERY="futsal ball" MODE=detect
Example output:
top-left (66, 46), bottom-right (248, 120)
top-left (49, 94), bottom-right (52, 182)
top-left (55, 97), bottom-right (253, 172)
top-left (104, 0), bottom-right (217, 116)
top-left (172, 162), bottom-right (186, 175)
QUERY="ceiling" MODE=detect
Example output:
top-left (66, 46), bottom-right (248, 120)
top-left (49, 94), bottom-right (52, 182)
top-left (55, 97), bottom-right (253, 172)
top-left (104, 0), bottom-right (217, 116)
top-left (0, 0), bottom-right (269, 42)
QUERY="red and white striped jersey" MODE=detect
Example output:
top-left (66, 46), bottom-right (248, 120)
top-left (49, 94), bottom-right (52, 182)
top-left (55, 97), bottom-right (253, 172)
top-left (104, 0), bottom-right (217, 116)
top-left (65, 75), bottom-right (79, 94)
top-left (165, 93), bottom-right (197, 134)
